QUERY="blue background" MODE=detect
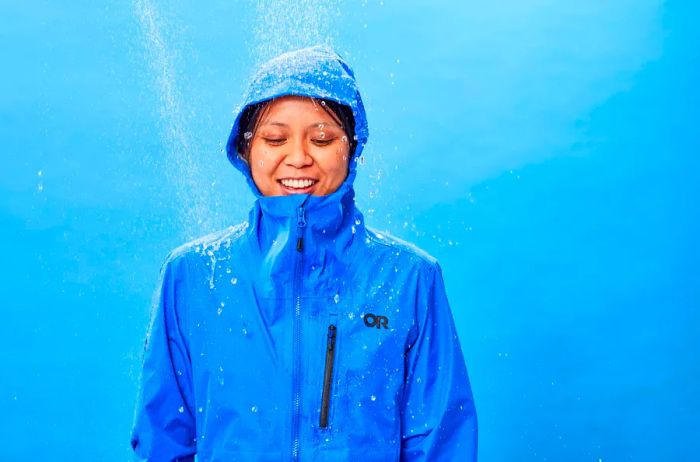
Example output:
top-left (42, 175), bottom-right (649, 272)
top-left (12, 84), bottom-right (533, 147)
top-left (1, 0), bottom-right (698, 460)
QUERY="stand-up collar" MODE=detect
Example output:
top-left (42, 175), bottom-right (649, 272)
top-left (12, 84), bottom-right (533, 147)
top-left (246, 182), bottom-right (364, 297)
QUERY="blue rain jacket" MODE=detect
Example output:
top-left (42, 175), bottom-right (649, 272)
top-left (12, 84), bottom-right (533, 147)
top-left (130, 46), bottom-right (477, 461)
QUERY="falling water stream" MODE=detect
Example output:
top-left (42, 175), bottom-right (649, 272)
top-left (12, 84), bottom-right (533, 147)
top-left (134, 0), bottom-right (340, 240)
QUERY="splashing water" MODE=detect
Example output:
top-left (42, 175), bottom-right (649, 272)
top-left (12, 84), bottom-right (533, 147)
top-left (134, 0), bottom-right (344, 240)
top-left (251, 0), bottom-right (340, 65)
top-left (134, 0), bottom-right (214, 239)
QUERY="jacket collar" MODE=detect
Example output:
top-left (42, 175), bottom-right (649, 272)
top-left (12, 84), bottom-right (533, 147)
top-left (245, 181), bottom-right (363, 297)
top-left (251, 180), bottom-right (359, 248)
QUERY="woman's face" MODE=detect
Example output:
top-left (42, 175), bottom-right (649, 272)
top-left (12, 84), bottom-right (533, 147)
top-left (248, 96), bottom-right (351, 196)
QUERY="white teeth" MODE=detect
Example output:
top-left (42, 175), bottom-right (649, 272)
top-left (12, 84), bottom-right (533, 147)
top-left (281, 178), bottom-right (315, 189)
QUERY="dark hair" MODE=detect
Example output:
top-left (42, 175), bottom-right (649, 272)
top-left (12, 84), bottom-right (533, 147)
top-left (236, 97), bottom-right (356, 163)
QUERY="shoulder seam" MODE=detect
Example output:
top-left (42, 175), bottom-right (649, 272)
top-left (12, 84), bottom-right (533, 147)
top-left (364, 226), bottom-right (438, 266)
top-left (166, 221), bottom-right (250, 262)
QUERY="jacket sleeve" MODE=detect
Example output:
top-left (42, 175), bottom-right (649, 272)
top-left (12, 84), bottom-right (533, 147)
top-left (130, 254), bottom-right (197, 462)
top-left (400, 262), bottom-right (478, 461)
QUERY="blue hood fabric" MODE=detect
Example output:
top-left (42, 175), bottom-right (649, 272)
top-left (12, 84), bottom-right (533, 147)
top-left (131, 46), bottom-right (477, 462)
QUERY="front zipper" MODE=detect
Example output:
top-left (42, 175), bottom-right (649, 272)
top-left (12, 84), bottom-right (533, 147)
top-left (319, 323), bottom-right (337, 428)
top-left (291, 205), bottom-right (306, 462)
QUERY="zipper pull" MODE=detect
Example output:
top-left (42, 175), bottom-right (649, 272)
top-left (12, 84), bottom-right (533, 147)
top-left (297, 206), bottom-right (306, 228)
top-left (296, 206), bottom-right (306, 252)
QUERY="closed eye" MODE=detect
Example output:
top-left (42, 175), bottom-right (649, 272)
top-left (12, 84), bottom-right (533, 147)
top-left (312, 138), bottom-right (335, 146)
top-left (263, 138), bottom-right (286, 145)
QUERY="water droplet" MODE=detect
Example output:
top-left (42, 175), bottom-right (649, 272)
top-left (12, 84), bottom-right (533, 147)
top-left (198, 407), bottom-right (203, 413)
top-left (370, 395), bottom-right (377, 401)
top-left (333, 294), bottom-right (340, 304)
top-left (217, 307), bottom-right (223, 315)
top-left (341, 135), bottom-right (348, 142)
top-left (230, 277), bottom-right (238, 285)
top-left (178, 406), bottom-right (184, 413)
top-left (37, 170), bottom-right (43, 177)
top-left (242, 327), bottom-right (248, 335)
top-left (348, 312), bottom-right (355, 320)
top-left (354, 218), bottom-right (361, 226)
top-left (351, 225), bottom-right (356, 234)
top-left (244, 131), bottom-right (253, 140)
top-left (251, 405), bottom-right (258, 413)
top-left (359, 156), bottom-right (365, 165)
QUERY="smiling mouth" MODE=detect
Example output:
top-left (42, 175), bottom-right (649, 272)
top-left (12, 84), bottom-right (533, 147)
top-left (278, 178), bottom-right (318, 190)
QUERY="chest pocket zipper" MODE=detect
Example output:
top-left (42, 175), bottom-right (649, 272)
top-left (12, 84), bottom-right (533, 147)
top-left (319, 322), bottom-right (337, 428)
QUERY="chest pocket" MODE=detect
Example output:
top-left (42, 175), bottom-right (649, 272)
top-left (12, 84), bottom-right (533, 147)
top-left (310, 295), bottom-right (406, 450)
top-left (339, 310), bottom-right (405, 440)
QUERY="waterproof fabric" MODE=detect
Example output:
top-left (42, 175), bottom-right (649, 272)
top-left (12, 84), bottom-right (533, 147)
top-left (130, 45), bottom-right (477, 462)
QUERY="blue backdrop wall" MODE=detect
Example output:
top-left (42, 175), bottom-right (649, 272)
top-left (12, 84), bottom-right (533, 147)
top-left (1, 0), bottom-right (698, 460)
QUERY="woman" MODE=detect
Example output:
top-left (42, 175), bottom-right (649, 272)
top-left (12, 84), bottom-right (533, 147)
top-left (131, 45), bottom-right (477, 461)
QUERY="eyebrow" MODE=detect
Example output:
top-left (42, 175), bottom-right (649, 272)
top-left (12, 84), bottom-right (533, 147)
top-left (260, 121), bottom-right (342, 129)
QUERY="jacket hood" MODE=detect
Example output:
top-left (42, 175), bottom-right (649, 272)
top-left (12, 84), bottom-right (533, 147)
top-left (225, 45), bottom-right (369, 198)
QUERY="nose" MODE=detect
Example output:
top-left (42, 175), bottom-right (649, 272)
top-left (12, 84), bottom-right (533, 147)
top-left (284, 138), bottom-right (313, 168)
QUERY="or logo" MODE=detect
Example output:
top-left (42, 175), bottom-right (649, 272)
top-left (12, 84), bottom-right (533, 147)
top-left (363, 313), bottom-right (389, 329)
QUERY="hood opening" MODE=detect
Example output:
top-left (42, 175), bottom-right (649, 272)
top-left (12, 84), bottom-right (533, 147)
top-left (224, 45), bottom-right (369, 198)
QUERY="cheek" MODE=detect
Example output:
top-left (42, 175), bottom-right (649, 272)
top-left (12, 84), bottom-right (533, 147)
top-left (320, 149), bottom-right (348, 178)
top-left (331, 141), bottom-right (351, 167)
top-left (338, 145), bottom-right (349, 163)
top-left (249, 145), bottom-right (274, 173)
